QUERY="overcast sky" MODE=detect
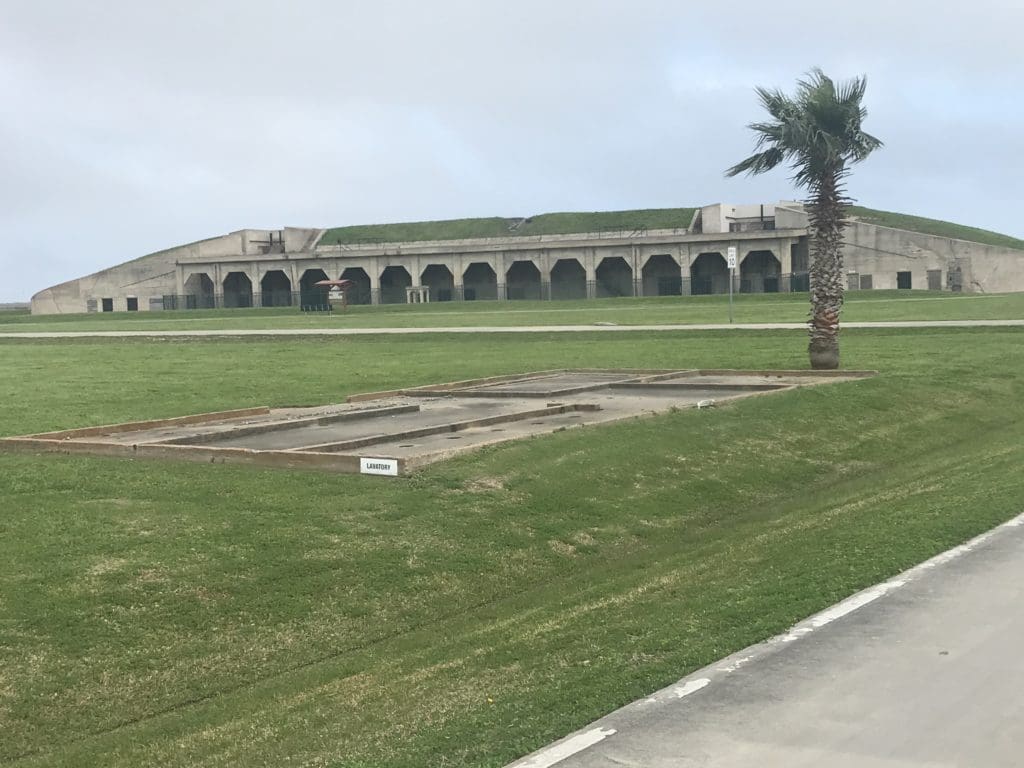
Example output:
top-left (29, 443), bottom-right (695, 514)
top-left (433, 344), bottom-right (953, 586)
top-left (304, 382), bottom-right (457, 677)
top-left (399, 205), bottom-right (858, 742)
top-left (2, 0), bottom-right (1022, 302)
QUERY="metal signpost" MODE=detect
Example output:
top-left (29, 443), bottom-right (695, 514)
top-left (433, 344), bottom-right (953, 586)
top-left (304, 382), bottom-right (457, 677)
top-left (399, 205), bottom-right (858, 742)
top-left (727, 246), bottom-right (737, 323)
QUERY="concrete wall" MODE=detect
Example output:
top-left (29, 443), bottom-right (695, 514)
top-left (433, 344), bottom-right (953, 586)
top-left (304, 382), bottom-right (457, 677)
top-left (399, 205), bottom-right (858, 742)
top-left (843, 221), bottom-right (1024, 293)
top-left (700, 203), bottom-right (781, 233)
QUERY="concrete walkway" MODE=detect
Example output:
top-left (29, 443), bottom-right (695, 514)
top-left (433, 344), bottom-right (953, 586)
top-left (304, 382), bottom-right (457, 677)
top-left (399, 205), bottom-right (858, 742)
top-left (508, 513), bottom-right (1024, 768)
top-left (2, 319), bottom-right (1023, 338)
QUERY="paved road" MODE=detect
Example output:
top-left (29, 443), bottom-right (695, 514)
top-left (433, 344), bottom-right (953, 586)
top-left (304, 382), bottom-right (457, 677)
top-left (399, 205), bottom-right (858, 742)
top-left (510, 513), bottom-right (1024, 768)
top-left (2, 319), bottom-right (1023, 338)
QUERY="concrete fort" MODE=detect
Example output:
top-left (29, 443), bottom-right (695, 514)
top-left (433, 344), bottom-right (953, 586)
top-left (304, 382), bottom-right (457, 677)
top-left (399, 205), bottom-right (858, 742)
top-left (29, 202), bottom-right (1024, 314)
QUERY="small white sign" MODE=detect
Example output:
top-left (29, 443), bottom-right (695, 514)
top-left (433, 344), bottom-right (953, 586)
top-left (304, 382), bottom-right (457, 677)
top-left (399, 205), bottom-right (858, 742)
top-left (360, 457), bottom-right (399, 476)
top-left (726, 246), bottom-right (738, 270)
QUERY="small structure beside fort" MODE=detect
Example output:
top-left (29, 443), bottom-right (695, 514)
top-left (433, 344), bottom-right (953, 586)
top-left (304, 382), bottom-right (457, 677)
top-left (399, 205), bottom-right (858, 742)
top-left (30, 202), bottom-right (1024, 314)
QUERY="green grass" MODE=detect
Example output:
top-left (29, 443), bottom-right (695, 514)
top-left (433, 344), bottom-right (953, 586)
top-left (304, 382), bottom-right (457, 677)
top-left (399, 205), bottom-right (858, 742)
top-left (2, 328), bottom-right (1024, 766)
top-left (850, 206), bottom-right (1024, 250)
top-left (4, 291), bottom-right (1024, 333)
top-left (319, 208), bottom-right (696, 245)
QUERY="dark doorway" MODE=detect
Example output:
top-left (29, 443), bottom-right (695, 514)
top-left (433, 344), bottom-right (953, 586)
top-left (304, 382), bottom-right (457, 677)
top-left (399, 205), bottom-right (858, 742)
top-left (690, 253), bottom-right (729, 295)
top-left (740, 250), bottom-right (781, 293)
top-left (260, 270), bottom-right (292, 307)
top-left (463, 262), bottom-right (498, 301)
top-left (223, 272), bottom-right (253, 308)
top-left (380, 266), bottom-right (412, 304)
top-left (184, 273), bottom-right (215, 309)
top-left (897, 271), bottom-right (912, 290)
top-left (126, 297), bottom-right (138, 311)
top-left (506, 261), bottom-right (542, 300)
top-left (341, 267), bottom-right (372, 304)
top-left (550, 259), bottom-right (587, 300)
top-left (421, 264), bottom-right (455, 301)
top-left (101, 298), bottom-right (114, 312)
top-left (596, 257), bottom-right (633, 298)
top-left (642, 254), bottom-right (681, 296)
top-left (300, 269), bottom-right (330, 310)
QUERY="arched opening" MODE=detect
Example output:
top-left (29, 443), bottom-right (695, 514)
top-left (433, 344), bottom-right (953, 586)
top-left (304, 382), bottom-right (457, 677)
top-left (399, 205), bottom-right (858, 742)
top-left (340, 267), bottom-right (372, 305)
top-left (463, 262), bottom-right (497, 301)
top-left (299, 268), bottom-right (330, 310)
top-left (740, 250), bottom-right (781, 293)
top-left (596, 257), bottom-right (633, 298)
top-left (421, 264), bottom-right (455, 302)
top-left (380, 266), bottom-right (412, 304)
top-left (550, 258), bottom-right (587, 300)
top-left (260, 270), bottom-right (292, 307)
top-left (690, 253), bottom-right (729, 295)
top-left (184, 272), bottom-right (215, 309)
top-left (642, 254), bottom-right (681, 296)
top-left (222, 272), bottom-right (253, 308)
top-left (506, 261), bottom-right (542, 300)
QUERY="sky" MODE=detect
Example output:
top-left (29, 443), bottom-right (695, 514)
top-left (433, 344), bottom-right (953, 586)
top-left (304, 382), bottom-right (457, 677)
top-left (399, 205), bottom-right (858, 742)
top-left (2, 0), bottom-right (1023, 302)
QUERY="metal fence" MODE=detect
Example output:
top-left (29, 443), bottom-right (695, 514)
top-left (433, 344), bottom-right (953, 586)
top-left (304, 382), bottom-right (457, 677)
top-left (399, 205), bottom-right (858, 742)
top-left (156, 273), bottom-right (812, 310)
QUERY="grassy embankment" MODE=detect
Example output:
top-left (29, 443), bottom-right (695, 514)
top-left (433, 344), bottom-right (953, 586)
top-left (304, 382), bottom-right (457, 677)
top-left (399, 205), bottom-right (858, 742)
top-left (2, 327), bottom-right (1024, 766)
top-left (3, 290), bottom-right (1024, 334)
top-left (848, 206), bottom-right (1024, 250)
top-left (317, 208), bottom-right (697, 245)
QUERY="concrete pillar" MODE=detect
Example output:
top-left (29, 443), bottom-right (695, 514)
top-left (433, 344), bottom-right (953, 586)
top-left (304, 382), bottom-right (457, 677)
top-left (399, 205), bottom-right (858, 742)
top-left (369, 262), bottom-right (381, 305)
top-left (679, 245), bottom-right (691, 296)
top-left (213, 263), bottom-right (224, 307)
top-left (452, 257), bottom-right (464, 301)
top-left (585, 262), bottom-right (597, 299)
top-left (778, 238), bottom-right (793, 274)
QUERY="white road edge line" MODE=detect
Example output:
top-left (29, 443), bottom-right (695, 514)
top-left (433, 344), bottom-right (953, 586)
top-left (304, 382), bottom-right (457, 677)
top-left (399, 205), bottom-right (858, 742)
top-left (504, 508), bottom-right (1024, 768)
top-left (508, 727), bottom-right (617, 768)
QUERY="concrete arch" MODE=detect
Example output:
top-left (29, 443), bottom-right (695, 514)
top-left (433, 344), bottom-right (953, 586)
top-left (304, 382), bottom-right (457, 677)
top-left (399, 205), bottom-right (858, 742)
top-left (463, 262), bottom-right (497, 301)
top-left (690, 252), bottom-right (729, 295)
top-left (184, 272), bottom-right (215, 309)
top-left (421, 264), bottom-right (455, 302)
top-left (340, 267), bottom-right (371, 305)
top-left (260, 270), bottom-right (292, 307)
top-left (596, 257), bottom-right (633, 298)
top-left (740, 250), bottom-right (781, 293)
top-left (550, 258), bottom-right (587, 300)
top-left (380, 265), bottom-right (412, 304)
top-left (222, 272), bottom-right (253, 308)
top-left (642, 254), bottom-right (681, 296)
top-left (506, 260), bottom-right (542, 301)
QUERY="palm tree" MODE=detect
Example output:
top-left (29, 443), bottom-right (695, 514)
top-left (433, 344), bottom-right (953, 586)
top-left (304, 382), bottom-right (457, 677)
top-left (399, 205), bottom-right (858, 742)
top-left (726, 69), bottom-right (882, 369)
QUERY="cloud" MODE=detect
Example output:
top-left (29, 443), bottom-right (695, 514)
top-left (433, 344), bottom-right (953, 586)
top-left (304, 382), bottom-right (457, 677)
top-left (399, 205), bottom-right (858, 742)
top-left (1, 0), bottom-right (1021, 301)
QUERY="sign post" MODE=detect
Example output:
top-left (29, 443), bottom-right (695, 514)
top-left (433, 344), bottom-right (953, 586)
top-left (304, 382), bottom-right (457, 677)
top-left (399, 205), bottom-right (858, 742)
top-left (727, 246), bottom-right (737, 324)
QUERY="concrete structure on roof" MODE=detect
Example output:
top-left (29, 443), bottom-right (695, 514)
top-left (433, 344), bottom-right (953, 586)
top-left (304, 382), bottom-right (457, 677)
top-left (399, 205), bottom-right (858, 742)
top-left (29, 202), bottom-right (1024, 314)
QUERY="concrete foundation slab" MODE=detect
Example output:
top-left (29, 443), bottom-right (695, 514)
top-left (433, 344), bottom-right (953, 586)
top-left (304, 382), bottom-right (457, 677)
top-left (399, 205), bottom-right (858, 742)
top-left (0, 369), bottom-right (874, 476)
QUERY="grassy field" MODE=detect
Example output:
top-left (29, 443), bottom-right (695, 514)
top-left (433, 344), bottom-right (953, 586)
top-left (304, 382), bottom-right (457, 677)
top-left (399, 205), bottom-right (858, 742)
top-left (4, 291), bottom-right (1024, 334)
top-left (2, 328), bottom-right (1023, 767)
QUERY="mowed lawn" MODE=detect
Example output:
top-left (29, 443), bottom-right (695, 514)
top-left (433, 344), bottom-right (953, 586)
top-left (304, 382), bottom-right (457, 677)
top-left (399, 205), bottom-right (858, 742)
top-left (4, 290), bottom-right (1024, 333)
top-left (2, 328), bottom-right (1024, 767)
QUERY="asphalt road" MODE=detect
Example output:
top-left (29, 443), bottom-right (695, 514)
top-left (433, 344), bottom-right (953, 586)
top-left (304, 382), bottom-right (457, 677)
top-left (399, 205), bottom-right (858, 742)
top-left (510, 513), bottom-right (1024, 768)
top-left (1, 319), bottom-right (1023, 338)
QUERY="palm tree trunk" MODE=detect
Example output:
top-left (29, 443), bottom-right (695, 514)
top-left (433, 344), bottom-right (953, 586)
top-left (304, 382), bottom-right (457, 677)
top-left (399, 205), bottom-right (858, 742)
top-left (806, 170), bottom-right (846, 369)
